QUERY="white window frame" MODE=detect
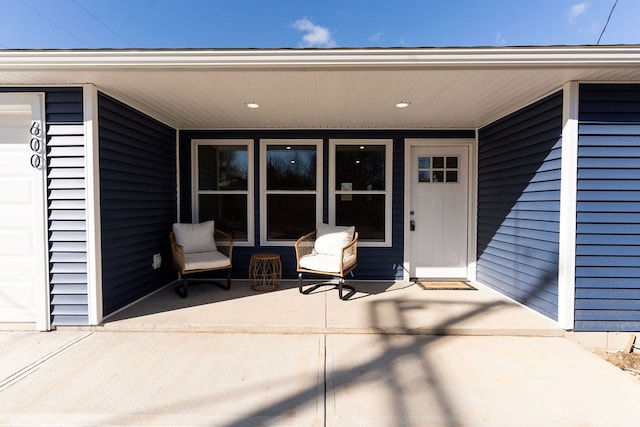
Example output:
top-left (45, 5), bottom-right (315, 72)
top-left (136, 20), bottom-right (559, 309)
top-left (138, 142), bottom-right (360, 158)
top-left (260, 139), bottom-right (323, 246)
top-left (192, 139), bottom-right (254, 246)
top-left (329, 139), bottom-right (393, 247)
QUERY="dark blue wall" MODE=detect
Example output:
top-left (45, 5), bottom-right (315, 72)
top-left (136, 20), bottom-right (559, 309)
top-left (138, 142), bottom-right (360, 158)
top-left (98, 93), bottom-right (177, 315)
top-left (1, 87), bottom-right (88, 326)
top-left (575, 84), bottom-right (640, 331)
top-left (477, 91), bottom-right (563, 320)
top-left (178, 130), bottom-right (473, 281)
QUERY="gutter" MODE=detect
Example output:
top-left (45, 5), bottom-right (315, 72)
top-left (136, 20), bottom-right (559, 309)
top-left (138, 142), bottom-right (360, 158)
top-left (1, 46), bottom-right (640, 70)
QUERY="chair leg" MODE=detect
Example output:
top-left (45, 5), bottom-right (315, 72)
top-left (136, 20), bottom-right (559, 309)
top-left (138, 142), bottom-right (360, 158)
top-left (298, 272), bottom-right (304, 294)
top-left (224, 269), bottom-right (231, 290)
top-left (175, 277), bottom-right (188, 298)
top-left (338, 277), bottom-right (356, 300)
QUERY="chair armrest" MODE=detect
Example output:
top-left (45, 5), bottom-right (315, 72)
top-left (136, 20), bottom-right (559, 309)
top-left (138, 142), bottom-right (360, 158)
top-left (339, 232), bottom-right (358, 275)
top-left (169, 231), bottom-right (186, 274)
top-left (214, 229), bottom-right (234, 262)
top-left (295, 230), bottom-right (317, 268)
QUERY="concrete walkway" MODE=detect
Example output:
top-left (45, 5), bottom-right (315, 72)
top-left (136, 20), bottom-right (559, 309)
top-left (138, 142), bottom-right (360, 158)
top-left (1, 281), bottom-right (639, 426)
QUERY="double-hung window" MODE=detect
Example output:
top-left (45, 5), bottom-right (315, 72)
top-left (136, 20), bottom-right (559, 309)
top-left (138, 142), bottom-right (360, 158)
top-left (260, 139), bottom-right (322, 245)
top-left (330, 139), bottom-right (392, 246)
top-left (193, 140), bottom-right (253, 245)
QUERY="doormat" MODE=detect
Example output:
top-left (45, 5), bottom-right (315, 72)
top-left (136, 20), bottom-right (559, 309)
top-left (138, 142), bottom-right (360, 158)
top-left (418, 281), bottom-right (476, 290)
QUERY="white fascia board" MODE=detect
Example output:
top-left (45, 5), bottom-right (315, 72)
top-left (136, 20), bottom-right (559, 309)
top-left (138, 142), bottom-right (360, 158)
top-left (1, 46), bottom-right (640, 70)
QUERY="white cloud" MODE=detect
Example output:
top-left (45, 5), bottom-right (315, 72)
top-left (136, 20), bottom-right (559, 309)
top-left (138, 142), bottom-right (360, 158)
top-left (568, 2), bottom-right (589, 23)
top-left (292, 18), bottom-right (336, 48)
top-left (494, 32), bottom-right (507, 46)
top-left (368, 32), bottom-right (383, 42)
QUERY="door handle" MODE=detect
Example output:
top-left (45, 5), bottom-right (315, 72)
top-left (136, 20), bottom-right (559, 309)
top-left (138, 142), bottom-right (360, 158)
top-left (410, 219), bottom-right (416, 231)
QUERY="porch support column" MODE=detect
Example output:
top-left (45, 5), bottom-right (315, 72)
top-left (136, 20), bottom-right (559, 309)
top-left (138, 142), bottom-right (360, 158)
top-left (558, 81), bottom-right (579, 330)
top-left (83, 84), bottom-right (103, 325)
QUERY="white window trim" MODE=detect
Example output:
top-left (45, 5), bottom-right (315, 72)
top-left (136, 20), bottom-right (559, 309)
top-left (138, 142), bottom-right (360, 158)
top-left (191, 139), bottom-right (255, 246)
top-left (329, 139), bottom-right (393, 247)
top-left (260, 139), bottom-right (323, 246)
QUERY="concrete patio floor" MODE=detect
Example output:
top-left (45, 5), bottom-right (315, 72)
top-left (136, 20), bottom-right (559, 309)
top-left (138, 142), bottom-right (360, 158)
top-left (100, 280), bottom-right (564, 336)
top-left (1, 280), bottom-right (640, 426)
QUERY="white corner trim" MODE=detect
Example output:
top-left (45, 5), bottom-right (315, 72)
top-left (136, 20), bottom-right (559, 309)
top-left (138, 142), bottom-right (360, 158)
top-left (83, 84), bottom-right (103, 325)
top-left (558, 81), bottom-right (579, 330)
top-left (31, 93), bottom-right (50, 331)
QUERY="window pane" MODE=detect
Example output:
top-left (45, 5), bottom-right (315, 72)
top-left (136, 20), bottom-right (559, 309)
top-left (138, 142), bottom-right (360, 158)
top-left (267, 194), bottom-right (316, 240)
top-left (418, 171), bottom-right (431, 182)
top-left (198, 145), bottom-right (248, 191)
top-left (335, 194), bottom-right (385, 241)
top-left (267, 145), bottom-right (316, 190)
top-left (432, 171), bottom-right (444, 182)
top-left (199, 194), bottom-right (248, 240)
top-left (446, 156), bottom-right (458, 168)
top-left (335, 145), bottom-right (386, 191)
top-left (433, 157), bottom-right (445, 168)
top-left (418, 156), bottom-right (430, 169)
top-left (446, 171), bottom-right (458, 183)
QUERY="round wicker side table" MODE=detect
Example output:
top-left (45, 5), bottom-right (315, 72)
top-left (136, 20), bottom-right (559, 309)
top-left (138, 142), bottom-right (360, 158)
top-left (249, 253), bottom-right (282, 291)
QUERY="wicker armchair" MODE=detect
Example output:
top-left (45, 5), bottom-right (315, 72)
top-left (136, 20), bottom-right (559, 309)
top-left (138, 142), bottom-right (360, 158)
top-left (170, 222), bottom-right (233, 298)
top-left (295, 224), bottom-right (358, 300)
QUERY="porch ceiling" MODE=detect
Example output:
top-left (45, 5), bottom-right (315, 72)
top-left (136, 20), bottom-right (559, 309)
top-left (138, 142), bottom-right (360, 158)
top-left (1, 46), bottom-right (640, 130)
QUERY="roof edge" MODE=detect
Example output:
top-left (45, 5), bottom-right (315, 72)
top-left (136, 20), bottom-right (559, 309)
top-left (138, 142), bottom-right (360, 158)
top-left (1, 45), bottom-right (640, 70)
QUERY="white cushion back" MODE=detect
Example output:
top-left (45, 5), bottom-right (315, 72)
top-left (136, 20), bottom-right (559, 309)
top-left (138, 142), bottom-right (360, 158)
top-left (173, 221), bottom-right (217, 253)
top-left (313, 223), bottom-right (355, 256)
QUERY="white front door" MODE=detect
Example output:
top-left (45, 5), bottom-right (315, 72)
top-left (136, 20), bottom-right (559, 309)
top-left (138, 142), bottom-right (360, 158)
top-left (0, 94), bottom-right (48, 328)
top-left (409, 145), bottom-right (469, 279)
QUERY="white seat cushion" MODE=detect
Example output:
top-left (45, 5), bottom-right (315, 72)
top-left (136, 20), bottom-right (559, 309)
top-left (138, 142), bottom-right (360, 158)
top-left (173, 221), bottom-right (217, 253)
top-left (314, 223), bottom-right (355, 256)
top-left (183, 251), bottom-right (230, 271)
top-left (299, 252), bottom-right (356, 274)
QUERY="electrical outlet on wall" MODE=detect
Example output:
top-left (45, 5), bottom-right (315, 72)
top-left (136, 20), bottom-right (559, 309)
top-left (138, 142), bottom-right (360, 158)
top-left (152, 253), bottom-right (162, 269)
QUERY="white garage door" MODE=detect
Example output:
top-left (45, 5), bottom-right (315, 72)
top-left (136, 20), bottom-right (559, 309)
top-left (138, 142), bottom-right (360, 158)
top-left (0, 94), bottom-right (48, 328)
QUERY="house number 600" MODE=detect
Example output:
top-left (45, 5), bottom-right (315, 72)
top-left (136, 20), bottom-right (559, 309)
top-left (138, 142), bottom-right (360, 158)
top-left (29, 121), bottom-right (43, 169)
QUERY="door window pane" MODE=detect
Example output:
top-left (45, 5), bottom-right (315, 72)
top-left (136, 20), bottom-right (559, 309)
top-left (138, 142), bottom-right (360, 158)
top-left (417, 155), bottom-right (459, 184)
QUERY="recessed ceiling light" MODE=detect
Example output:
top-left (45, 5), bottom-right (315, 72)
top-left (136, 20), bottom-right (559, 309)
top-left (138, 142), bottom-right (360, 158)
top-left (245, 102), bottom-right (260, 109)
top-left (395, 101), bottom-right (410, 108)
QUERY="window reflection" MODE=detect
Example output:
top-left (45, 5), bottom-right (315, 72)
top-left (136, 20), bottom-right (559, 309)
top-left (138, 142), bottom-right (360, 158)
top-left (199, 194), bottom-right (248, 240)
top-left (335, 194), bottom-right (385, 241)
top-left (198, 145), bottom-right (248, 191)
top-left (335, 145), bottom-right (385, 191)
top-left (267, 145), bottom-right (316, 190)
top-left (267, 194), bottom-right (316, 240)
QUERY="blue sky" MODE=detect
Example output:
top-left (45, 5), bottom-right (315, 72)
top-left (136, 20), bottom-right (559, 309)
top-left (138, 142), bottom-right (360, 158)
top-left (0, 0), bottom-right (637, 49)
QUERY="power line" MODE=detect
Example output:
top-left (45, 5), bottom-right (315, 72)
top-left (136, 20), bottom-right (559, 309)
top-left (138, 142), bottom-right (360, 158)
top-left (18, 0), bottom-right (88, 47)
top-left (71, 0), bottom-right (133, 47)
top-left (597, 0), bottom-right (619, 45)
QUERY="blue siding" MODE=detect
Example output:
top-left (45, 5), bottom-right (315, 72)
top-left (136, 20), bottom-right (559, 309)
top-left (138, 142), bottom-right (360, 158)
top-left (575, 84), bottom-right (640, 331)
top-left (179, 130), bottom-right (472, 280)
top-left (1, 87), bottom-right (88, 326)
top-left (477, 91), bottom-right (563, 320)
top-left (98, 93), bottom-right (177, 316)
